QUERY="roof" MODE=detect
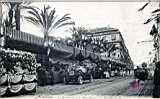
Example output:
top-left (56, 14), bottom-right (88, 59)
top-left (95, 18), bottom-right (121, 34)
top-left (88, 27), bottom-right (119, 34)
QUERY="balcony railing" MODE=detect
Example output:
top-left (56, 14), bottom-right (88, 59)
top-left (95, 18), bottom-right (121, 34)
top-left (5, 27), bottom-right (44, 46)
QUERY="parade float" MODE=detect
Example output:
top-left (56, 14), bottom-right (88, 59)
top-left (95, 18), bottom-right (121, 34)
top-left (0, 48), bottom-right (38, 97)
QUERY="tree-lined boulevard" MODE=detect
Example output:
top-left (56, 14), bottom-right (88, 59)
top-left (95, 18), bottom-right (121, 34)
top-left (0, 1), bottom-right (159, 98)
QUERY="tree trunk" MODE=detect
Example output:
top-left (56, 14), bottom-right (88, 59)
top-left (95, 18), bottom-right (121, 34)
top-left (42, 34), bottom-right (50, 68)
top-left (8, 3), bottom-right (15, 27)
top-left (15, 3), bottom-right (20, 30)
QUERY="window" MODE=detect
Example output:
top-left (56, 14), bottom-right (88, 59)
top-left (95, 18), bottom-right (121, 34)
top-left (118, 54), bottom-right (120, 58)
top-left (111, 34), bottom-right (116, 41)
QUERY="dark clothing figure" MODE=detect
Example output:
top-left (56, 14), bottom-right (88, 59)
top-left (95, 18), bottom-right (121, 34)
top-left (154, 68), bottom-right (160, 85)
top-left (134, 67), bottom-right (141, 79)
top-left (139, 68), bottom-right (148, 81)
top-left (134, 67), bottom-right (148, 81)
top-left (37, 67), bottom-right (47, 86)
top-left (48, 69), bottom-right (55, 85)
top-left (153, 62), bottom-right (160, 98)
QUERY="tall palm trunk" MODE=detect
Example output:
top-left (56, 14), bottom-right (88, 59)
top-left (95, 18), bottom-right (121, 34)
top-left (14, 3), bottom-right (20, 30)
top-left (42, 34), bottom-right (50, 68)
top-left (8, 3), bottom-right (15, 27)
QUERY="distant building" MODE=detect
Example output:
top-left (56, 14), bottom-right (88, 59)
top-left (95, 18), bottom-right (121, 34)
top-left (84, 27), bottom-right (133, 69)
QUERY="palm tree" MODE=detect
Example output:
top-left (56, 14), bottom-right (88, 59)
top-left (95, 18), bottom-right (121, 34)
top-left (138, 1), bottom-right (160, 24)
top-left (67, 26), bottom-right (88, 58)
top-left (24, 5), bottom-right (75, 66)
top-left (68, 26), bottom-right (88, 48)
top-left (138, 1), bottom-right (160, 62)
top-left (138, 1), bottom-right (160, 28)
top-left (2, 1), bottom-right (32, 30)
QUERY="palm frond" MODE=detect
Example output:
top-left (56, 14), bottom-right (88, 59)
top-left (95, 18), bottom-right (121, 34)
top-left (52, 13), bottom-right (71, 29)
top-left (24, 16), bottom-right (44, 31)
top-left (40, 9), bottom-right (47, 30)
top-left (25, 4), bottom-right (74, 39)
top-left (22, 5), bottom-right (39, 10)
top-left (26, 7), bottom-right (44, 27)
top-left (152, 9), bottom-right (160, 14)
top-left (48, 8), bottom-right (56, 29)
top-left (56, 21), bottom-right (75, 29)
top-left (138, 0), bottom-right (150, 11)
top-left (2, 2), bottom-right (10, 9)
top-left (144, 15), bottom-right (159, 24)
top-left (24, 16), bottom-right (39, 25)
top-left (22, 0), bottom-right (32, 5)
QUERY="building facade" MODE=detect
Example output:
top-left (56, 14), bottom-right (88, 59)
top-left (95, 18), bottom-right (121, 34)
top-left (83, 27), bottom-right (133, 69)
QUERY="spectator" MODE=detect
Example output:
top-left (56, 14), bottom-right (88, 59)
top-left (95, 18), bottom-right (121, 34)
top-left (153, 61), bottom-right (160, 98)
top-left (37, 67), bottom-right (47, 86)
top-left (104, 70), bottom-right (110, 79)
top-left (134, 66), bottom-right (141, 79)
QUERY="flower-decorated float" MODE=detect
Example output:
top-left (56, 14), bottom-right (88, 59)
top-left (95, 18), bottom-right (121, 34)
top-left (0, 48), bottom-right (38, 97)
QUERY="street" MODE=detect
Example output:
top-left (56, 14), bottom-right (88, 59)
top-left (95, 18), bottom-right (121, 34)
top-left (3, 76), bottom-right (154, 99)
top-left (36, 76), bottom-right (134, 96)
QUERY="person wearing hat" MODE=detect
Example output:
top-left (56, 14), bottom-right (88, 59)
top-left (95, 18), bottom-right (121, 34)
top-left (134, 66), bottom-right (140, 79)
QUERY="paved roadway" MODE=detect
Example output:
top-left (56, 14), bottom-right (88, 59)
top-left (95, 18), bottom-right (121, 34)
top-left (36, 76), bottom-right (134, 96)
top-left (6, 76), bottom-right (153, 99)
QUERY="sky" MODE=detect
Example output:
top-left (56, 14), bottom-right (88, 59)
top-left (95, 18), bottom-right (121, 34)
top-left (3, 2), bottom-right (159, 65)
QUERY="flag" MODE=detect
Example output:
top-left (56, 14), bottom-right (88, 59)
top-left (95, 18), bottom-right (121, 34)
top-left (150, 24), bottom-right (158, 35)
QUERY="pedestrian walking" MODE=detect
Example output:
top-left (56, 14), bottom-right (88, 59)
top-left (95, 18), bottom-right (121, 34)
top-left (104, 70), bottom-right (110, 79)
top-left (122, 70), bottom-right (126, 77)
top-left (153, 61), bottom-right (160, 98)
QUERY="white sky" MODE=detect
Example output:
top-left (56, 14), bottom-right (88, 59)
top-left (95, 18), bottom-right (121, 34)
top-left (3, 2), bottom-right (159, 65)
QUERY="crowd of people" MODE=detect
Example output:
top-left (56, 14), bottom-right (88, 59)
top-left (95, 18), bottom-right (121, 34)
top-left (133, 61), bottom-right (160, 98)
top-left (134, 66), bottom-right (148, 82)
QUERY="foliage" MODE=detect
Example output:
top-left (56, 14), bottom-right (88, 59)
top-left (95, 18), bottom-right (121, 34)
top-left (66, 26), bottom-right (91, 51)
top-left (138, 1), bottom-right (160, 24)
top-left (24, 5), bottom-right (75, 47)
top-left (68, 26), bottom-right (88, 42)
top-left (2, 1), bottom-right (32, 30)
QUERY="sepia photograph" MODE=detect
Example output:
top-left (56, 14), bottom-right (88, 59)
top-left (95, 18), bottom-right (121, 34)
top-left (0, 0), bottom-right (159, 98)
